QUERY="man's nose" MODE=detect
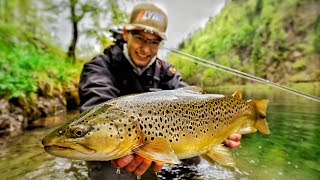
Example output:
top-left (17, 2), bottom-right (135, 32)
top-left (140, 43), bottom-right (152, 53)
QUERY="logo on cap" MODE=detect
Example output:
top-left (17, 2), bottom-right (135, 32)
top-left (135, 10), bottom-right (164, 23)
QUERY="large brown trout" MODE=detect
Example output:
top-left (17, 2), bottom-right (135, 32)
top-left (42, 86), bottom-right (270, 166)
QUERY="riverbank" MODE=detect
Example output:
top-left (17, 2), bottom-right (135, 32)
top-left (0, 78), bottom-right (79, 137)
top-left (0, 24), bottom-right (83, 138)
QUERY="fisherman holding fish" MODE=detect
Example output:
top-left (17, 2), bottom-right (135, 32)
top-left (78, 3), bottom-right (241, 179)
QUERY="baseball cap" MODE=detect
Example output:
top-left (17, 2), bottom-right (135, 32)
top-left (125, 3), bottom-right (168, 40)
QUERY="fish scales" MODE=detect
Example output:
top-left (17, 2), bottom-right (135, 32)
top-left (42, 86), bottom-right (270, 166)
top-left (113, 92), bottom-right (251, 159)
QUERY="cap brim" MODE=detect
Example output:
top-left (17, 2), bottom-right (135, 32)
top-left (125, 24), bottom-right (167, 40)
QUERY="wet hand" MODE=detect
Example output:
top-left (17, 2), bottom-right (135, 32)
top-left (111, 155), bottom-right (164, 176)
top-left (223, 134), bottom-right (241, 149)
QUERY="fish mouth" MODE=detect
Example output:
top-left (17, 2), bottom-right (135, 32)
top-left (44, 143), bottom-right (96, 156)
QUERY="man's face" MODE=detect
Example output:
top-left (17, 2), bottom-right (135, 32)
top-left (123, 29), bottom-right (162, 67)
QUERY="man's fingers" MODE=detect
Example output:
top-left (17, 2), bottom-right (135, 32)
top-left (224, 134), bottom-right (242, 149)
top-left (112, 155), bottom-right (135, 168)
top-left (229, 134), bottom-right (241, 141)
top-left (152, 162), bottom-right (164, 172)
top-left (227, 139), bottom-right (241, 149)
top-left (124, 155), bottom-right (144, 173)
top-left (111, 155), bottom-right (165, 176)
top-left (133, 159), bottom-right (153, 176)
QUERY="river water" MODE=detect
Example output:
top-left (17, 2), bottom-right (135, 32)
top-left (0, 84), bottom-right (319, 180)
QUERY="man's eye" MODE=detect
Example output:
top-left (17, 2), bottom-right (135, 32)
top-left (150, 40), bottom-right (160, 45)
top-left (136, 35), bottom-right (145, 41)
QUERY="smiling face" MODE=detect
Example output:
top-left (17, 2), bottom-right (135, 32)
top-left (123, 28), bottom-right (162, 67)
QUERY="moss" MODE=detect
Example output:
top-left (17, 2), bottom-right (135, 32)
top-left (292, 59), bottom-right (307, 70)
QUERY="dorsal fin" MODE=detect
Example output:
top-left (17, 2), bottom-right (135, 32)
top-left (179, 86), bottom-right (205, 94)
top-left (232, 91), bottom-right (242, 99)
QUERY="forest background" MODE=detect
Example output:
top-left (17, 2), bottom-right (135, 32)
top-left (0, 0), bottom-right (319, 137)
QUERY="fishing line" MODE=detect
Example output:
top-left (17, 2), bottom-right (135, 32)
top-left (161, 46), bottom-right (320, 103)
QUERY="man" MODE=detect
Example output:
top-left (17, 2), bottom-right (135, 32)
top-left (79, 3), bottom-right (241, 179)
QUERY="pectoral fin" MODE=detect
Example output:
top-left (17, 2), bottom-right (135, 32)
top-left (201, 144), bottom-right (235, 167)
top-left (132, 138), bottom-right (180, 164)
top-left (237, 123), bottom-right (257, 134)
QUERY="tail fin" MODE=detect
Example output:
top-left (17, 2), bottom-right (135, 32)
top-left (248, 99), bottom-right (270, 134)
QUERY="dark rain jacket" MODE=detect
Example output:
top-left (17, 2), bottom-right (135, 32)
top-left (78, 44), bottom-right (188, 112)
top-left (78, 44), bottom-right (200, 180)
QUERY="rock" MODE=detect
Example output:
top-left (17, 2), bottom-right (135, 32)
top-left (0, 101), bottom-right (24, 137)
top-left (0, 78), bottom-right (80, 138)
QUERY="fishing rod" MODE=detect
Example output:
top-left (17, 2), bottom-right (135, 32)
top-left (108, 27), bottom-right (320, 102)
top-left (161, 46), bottom-right (320, 103)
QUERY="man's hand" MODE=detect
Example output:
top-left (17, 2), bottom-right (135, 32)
top-left (223, 134), bottom-right (242, 149)
top-left (111, 155), bottom-right (164, 176)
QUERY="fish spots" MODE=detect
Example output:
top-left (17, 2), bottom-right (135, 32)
top-left (106, 92), bottom-right (253, 147)
top-left (58, 129), bottom-right (65, 135)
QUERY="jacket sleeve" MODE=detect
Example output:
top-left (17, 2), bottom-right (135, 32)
top-left (161, 61), bottom-right (189, 89)
top-left (168, 70), bottom-right (189, 89)
top-left (78, 54), bottom-right (120, 112)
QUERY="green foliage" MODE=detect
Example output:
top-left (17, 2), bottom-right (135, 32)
top-left (314, 15), bottom-right (320, 53)
top-left (292, 58), bottom-right (307, 70)
top-left (168, 0), bottom-right (320, 85)
top-left (251, 35), bottom-right (263, 76)
top-left (0, 24), bottom-right (80, 99)
top-left (167, 53), bottom-right (199, 84)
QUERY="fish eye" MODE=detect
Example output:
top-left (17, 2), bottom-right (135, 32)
top-left (74, 129), bottom-right (83, 137)
top-left (69, 125), bottom-right (90, 138)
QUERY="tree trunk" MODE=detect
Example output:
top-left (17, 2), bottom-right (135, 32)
top-left (67, 1), bottom-right (78, 64)
top-left (68, 21), bottom-right (78, 64)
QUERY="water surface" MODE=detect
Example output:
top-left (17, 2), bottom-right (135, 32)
top-left (1, 85), bottom-right (319, 179)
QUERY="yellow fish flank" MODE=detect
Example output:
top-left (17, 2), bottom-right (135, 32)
top-left (42, 86), bottom-right (270, 166)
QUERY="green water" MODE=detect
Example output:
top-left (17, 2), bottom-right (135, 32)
top-left (0, 84), bottom-right (319, 180)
